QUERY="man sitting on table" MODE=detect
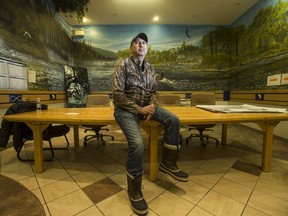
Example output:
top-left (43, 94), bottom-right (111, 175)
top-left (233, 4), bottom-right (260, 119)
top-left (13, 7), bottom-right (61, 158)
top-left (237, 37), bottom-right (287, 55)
top-left (112, 32), bottom-right (188, 215)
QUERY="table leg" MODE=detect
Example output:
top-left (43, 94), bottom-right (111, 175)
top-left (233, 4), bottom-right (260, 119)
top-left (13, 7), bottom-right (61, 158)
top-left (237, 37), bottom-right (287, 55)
top-left (149, 124), bottom-right (159, 182)
top-left (258, 121), bottom-right (279, 172)
top-left (73, 125), bottom-right (79, 146)
top-left (26, 123), bottom-right (50, 173)
top-left (221, 124), bottom-right (228, 145)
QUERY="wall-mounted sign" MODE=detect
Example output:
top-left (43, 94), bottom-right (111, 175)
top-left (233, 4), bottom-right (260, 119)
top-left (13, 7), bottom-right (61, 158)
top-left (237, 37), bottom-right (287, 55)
top-left (267, 74), bottom-right (281, 86)
top-left (28, 70), bottom-right (36, 83)
top-left (281, 73), bottom-right (288, 85)
top-left (9, 94), bottom-right (22, 103)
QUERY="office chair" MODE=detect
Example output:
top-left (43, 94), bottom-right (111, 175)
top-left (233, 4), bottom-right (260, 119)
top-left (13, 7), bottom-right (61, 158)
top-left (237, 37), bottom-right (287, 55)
top-left (82, 94), bottom-right (114, 146)
top-left (157, 94), bottom-right (183, 143)
top-left (15, 123), bottom-right (70, 161)
top-left (1, 102), bottom-right (70, 161)
top-left (158, 94), bottom-right (181, 106)
top-left (185, 93), bottom-right (219, 146)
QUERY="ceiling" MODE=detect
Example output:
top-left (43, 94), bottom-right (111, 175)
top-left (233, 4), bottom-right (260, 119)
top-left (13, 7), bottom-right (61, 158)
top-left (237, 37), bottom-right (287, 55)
top-left (60, 0), bottom-right (260, 26)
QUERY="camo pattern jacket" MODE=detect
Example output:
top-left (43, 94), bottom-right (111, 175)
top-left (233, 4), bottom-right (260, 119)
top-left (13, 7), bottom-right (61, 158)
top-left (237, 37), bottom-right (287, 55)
top-left (113, 56), bottom-right (158, 114)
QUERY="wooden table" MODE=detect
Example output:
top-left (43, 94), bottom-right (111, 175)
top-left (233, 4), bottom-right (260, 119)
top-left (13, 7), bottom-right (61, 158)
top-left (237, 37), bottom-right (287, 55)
top-left (3, 106), bottom-right (288, 181)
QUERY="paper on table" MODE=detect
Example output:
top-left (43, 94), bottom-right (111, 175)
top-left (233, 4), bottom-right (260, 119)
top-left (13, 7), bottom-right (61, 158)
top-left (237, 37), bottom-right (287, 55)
top-left (196, 104), bottom-right (287, 113)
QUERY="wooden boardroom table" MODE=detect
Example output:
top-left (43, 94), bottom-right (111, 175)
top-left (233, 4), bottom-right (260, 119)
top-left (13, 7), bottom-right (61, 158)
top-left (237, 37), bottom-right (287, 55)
top-left (3, 106), bottom-right (288, 181)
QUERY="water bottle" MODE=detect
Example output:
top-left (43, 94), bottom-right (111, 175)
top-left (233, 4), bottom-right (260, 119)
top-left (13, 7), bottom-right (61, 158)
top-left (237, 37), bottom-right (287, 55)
top-left (36, 97), bottom-right (42, 112)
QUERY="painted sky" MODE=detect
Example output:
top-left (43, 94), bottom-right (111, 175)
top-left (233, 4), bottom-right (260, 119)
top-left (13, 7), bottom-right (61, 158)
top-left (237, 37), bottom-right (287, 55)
top-left (71, 0), bottom-right (280, 53)
top-left (81, 25), bottom-right (217, 52)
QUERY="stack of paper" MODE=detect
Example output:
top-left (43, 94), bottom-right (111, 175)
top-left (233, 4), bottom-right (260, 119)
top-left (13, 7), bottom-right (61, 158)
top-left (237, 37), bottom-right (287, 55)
top-left (196, 104), bottom-right (287, 113)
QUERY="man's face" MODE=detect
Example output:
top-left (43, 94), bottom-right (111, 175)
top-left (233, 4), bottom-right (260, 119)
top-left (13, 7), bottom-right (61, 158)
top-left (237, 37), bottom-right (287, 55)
top-left (131, 38), bottom-right (148, 57)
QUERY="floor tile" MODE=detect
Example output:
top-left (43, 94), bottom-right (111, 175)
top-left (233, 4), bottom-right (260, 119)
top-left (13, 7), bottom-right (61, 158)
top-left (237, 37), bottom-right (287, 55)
top-left (260, 169), bottom-right (288, 185)
top-left (142, 177), bottom-right (166, 202)
top-left (232, 160), bottom-right (262, 176)
top-left (212, 178), bottom-right (253, 204)
top-left (19, 175), bottom-right (39, 190)
top-left (75, 205), bottom-right (104, 216)
top-left (2, 166), bottom-right (35, 181)
top-left (248, 190), bottom-right (288, 216)
top-left (109, 170), bottom-right (128, 189)
top-left (170, 180), bottom-right (210, 204)
top-left (41, 177), bottom-right (80, 202)
top-left (97, 190), bottom-right (134, 216)
top-left (189, 168), bottom-right (221, 188)
top-left (187, 206), bottom-right (214, 216)
top-left (223, 168), bottom-right (258, 188)
top-left (254, 178), bottom-right (288, 202)
top-left (82, 177), bottom-right (123, 204)
top-left (197, 160), bottom-right (231, 176)
top-left (242, 206), bottom-right (270, 216)
top-left (149, 191), bottom-right (194, 216)
top-left (36, 169), bottom-right (71, 187)
top-left (72, 167), bottom-right (106, 188)
top-left (198, 190), bottom-right (245, 216)
top-left (47, 189), bottom-right (94, 216)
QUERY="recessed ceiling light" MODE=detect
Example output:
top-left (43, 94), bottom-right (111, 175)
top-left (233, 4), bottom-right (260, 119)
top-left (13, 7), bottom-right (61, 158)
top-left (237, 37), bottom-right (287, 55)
top-left (82, 17), bottom-right (88, 22)
top-left (153, 16), bottom-right (159, 22)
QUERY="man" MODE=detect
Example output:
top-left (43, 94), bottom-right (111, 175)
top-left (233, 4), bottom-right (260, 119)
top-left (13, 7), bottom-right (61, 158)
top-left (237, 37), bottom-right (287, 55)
top-left (113, 32), bottom-right (188, 215)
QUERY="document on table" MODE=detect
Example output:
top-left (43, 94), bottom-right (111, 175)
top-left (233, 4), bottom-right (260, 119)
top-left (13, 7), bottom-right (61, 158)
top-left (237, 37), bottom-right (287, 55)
top-left (196, 104), bottom-right (288, 113)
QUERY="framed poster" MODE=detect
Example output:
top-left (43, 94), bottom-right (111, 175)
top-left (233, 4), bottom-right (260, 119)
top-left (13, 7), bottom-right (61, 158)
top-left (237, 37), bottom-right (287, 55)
top-left (64, 66), bottom-right (90, 107)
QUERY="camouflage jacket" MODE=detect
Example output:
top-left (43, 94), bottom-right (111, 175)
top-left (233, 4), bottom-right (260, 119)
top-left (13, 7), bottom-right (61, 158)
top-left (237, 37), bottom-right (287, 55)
top-left (113, 56), bottom-right (158, 114)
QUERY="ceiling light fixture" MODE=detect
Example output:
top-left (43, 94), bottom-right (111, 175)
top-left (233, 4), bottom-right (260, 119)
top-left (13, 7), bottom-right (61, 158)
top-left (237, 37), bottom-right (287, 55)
top-left (153, 16), bottom-right (159, 22)
top-left (82, 17), bottom-right (88, 22)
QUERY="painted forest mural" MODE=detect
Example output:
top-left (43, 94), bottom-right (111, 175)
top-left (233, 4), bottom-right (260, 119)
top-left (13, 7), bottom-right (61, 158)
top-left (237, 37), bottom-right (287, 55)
top-left (0, 0), bottom-right (288, 92)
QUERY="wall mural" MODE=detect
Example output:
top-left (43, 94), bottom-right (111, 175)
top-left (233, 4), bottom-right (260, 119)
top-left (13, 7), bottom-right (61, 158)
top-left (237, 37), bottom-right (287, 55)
top-left (0, 0), bottom-right (287, 92)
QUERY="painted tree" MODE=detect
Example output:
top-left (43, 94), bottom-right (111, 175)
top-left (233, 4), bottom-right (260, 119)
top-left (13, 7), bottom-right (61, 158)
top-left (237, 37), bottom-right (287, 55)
top-left (52, 0), bottom-right (90, 22)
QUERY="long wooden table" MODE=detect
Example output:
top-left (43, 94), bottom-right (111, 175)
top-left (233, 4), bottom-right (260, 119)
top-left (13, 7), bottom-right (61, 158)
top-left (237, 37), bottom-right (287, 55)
top-left (3, 106), bottom-right (288, 181)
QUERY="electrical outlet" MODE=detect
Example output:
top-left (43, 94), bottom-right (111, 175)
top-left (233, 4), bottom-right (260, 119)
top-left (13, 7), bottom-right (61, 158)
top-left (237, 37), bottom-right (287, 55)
top-left (49, 94), bottom-right (56, 100)
top-left (185, 93), bottom-right (191, 99)
top-left (255, 93), bottom-right (264, 100)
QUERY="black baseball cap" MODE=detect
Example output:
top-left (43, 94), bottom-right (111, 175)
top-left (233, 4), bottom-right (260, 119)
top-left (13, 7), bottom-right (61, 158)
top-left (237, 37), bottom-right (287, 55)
top-left (130, 32), bottom-right (148, 46)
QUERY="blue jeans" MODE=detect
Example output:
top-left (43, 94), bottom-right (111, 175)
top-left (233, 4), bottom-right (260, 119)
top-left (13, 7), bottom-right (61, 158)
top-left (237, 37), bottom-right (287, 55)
top-left (114, 106), bottom-right (180, 177)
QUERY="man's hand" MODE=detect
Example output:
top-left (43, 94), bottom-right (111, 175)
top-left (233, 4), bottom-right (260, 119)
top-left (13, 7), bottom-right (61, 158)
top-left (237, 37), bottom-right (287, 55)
top-left (139, 104), bottom-right (155, 121)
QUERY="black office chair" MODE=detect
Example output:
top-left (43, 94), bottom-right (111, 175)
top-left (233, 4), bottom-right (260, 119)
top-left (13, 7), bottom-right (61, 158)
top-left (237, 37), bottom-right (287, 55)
top-left (0, 102), bottom-right (70, 161)
top-left (185, 93), bottom-right (219, 146)
top-left (82, 94), bottom-right (114, 146)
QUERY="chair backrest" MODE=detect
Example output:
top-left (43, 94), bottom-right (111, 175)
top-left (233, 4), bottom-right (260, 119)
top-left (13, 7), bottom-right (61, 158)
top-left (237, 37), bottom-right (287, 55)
top-left (86, 94), bottom-right (110, 107)
top-left (0, 102), bottom-right (51, 151)
top-left (158, 95), bottom-right (181, 106)
top-left (190, 93), bottom-right (216, 106)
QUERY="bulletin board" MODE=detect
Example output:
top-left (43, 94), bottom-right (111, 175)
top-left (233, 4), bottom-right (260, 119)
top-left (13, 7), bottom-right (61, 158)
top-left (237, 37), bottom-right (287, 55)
top-left (0, 57), bottom-right (28, 90)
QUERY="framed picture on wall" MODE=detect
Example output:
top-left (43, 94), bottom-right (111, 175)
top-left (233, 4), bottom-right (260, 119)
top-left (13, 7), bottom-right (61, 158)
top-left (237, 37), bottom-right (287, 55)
top-left (64, 66), bottom-right (90, 107)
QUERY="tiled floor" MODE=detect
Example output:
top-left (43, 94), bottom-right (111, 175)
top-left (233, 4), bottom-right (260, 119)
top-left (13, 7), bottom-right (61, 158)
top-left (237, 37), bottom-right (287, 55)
top-left (1, 124), bottom-right (288, 216)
